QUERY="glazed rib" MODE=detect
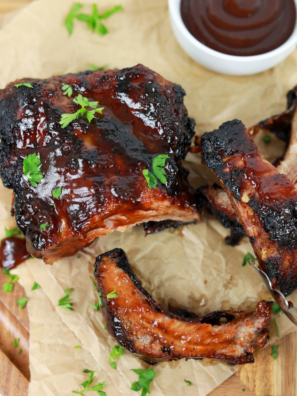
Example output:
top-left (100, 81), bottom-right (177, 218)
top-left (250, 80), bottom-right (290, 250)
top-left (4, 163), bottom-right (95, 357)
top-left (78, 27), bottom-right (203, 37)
top-left (201, 119), bottom-right (297, 296)
top-left (95, 248), bottom-right (271, 365)
top-left (0, 64), bottom-right (200, 263)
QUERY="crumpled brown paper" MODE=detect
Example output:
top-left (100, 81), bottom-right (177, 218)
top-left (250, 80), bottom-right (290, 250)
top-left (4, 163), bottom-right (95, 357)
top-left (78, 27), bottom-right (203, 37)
top-left (1, 0), bottom-right (297, 395)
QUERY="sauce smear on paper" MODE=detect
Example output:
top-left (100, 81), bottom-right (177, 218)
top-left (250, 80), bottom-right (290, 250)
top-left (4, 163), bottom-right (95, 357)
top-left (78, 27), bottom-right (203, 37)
top-left (0, 237), bottom-right (30, 270)
top-left (181, 0), bottom-right (296, 56)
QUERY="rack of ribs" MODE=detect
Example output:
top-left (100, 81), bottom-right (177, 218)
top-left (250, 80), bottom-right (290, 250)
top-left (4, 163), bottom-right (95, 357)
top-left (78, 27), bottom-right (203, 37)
top-left (201, 119), bottom-right (297, 296)
top-left (0, 64), bottom-right (200, 263)
top-left (95, 248), bottom-right (271, 365)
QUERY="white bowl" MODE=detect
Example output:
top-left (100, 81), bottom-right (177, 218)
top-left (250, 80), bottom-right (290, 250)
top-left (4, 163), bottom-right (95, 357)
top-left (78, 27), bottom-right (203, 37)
top-left (168, 0), bottom-right (297, 75)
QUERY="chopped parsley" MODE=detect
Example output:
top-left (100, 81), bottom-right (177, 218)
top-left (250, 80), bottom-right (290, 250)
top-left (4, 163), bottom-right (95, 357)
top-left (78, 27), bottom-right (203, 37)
top-left (59, 288), bottom-right (74, 311)
top-left (273, 318), bottom-right (280, 337)
top-left (103, 324), bottom-right (106, 330)
top-left (23, 153), bottom-right (43, 187)
top-left (31, 282), bottom-right (40, 291)
top-left (17, 297), bottom-right (28, 309)
top-left (106, 290), bottom-right (118, 299)
top-left (62, 83), bottom-right (73, 97)
top-left (131, 368), bottom-right (156, 396)
top-left (184, 380), bottom-right (191, 386)
top-left (72, 369), bottom-right (106, 395)
top-left (93, 292), bottom-right (103, 311)
top-left (64, 3), bottom-right (83, 35)
top-left (272, 302), bottom-right (282, 315)
top-left (90, 276), bottom-right (97, 290)
top-left (15, 83), bottom-right (33, 88)
top-left (263, 135), bottom-right (272, 144)
top-left (242, 389), bottom-right (245, 392)
top-left (77, 255), bottom-right (81, 259)
top-left (109, 345), bottom-right (124, 369)
top-left (75, 346), bottom-right (82, 349)
top-left (3, 283), bottom-right (14, 293)
top-left (143, 154), bottom-right (170, 189)
top-left (59, 94), bottom-right (104, 128)
top-left (271, 344), bottom-right (279, 360)
top-left (52, 187), bottom-right (62, 199)
top-left (40, 223), bottom-right (49, 231)
top-left (19, 349), bottom-right (23, 355)
top-left (5, 227), bottom-right (21, 238)
top-left (242, 252), bottom-right (255, 266)
top-left (88, 64), bottom-right (107, 71)
top-left (2, 268), bottom-right (9, 275)
top-left (2, 269), bottom-right (19, 293)
top-left (14, 338), bottom-right (19, 348)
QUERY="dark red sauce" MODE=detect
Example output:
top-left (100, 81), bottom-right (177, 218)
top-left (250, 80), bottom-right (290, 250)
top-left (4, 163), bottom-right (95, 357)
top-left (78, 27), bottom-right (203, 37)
top-left (0, 237), bottom-right (30, 270)
top-left (181, 0), bottom-right (296, 56)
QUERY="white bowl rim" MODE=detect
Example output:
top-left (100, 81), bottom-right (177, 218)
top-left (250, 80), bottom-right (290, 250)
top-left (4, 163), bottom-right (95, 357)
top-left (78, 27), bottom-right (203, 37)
top-left (169, 0), bottom-right (297, 63)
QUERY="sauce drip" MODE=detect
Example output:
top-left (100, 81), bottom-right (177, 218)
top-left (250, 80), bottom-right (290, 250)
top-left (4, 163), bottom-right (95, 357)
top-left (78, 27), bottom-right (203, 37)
top-left (181, 0), bottom-right (296, 56)
top-left (0, 237), bottom-right (30, 270)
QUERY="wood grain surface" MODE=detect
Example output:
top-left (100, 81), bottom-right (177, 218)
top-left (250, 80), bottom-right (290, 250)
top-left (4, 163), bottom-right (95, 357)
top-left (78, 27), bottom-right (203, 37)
top-left (0, 1), bottom-right (296, 396)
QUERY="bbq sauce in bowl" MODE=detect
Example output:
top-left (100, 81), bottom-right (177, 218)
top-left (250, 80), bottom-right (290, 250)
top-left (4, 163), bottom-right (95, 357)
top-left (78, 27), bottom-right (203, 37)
top-left (181, 0), bottom-right (296, 56)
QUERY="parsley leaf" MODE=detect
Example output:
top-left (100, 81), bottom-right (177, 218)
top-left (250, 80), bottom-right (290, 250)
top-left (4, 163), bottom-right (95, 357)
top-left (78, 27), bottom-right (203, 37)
top-left (72, 369), bottom-right (106, 395)
top-left (93, 292), bottom-right (103, 311)
top-left (75, 346), bottom-right (82, 349)
top-left (59, 288), bottom-right (74, 311)
top-left (2, 268), bottom-right (10, 275)
top-left (271, 344), bottom-right (279, 360)
top-left (90, 276), bottom-right (97, 290)
top-left (103, 324), bottom-right (106, 330)
top-left (5, 227), bottom-right (21, 238)
top-left (263, 135), bottom-right (272, 144)
top-left (88, 64), bottom-right (108, 71)
top-left (15, 83), bottom-right (33, 88)
top-left (52, 187), bottom-right (62, 199)
top-left (184, 380), bottom-right (191, 386)
top-left (40, 223), bottom-right (49, 231)
top-left (23, 153), bottom-right (43, 187)
top-left (65, 3), bottom-right (83, 35)
top-left (31, 282), bottom-right (40, 291)
top-left (60, 94), bottom-right (104, 128)
top-left (131, 368), bottom-right (156, 396)
top-left (109, 345), bottom-right (124, 369)
top-left (273, 318), bottom-right (280, 337)
top-left (143, 154), bottom-right (169, 189)
top-left (3, 283), bottom-right (13, 293)
top-left (62, 83), bottom-right (73, 98)
top-left (14, 338), bottom-right (19, 348)
top-left (17, 297), bottom-right (28, 309)
top-left (19, 349), bottom-right (22, 355)
top-left (272, 302), bottom-right (282, 315)
top-left (106, 290), bottom-right (118, 299)
top-left (100, 5), bottom-right (123, 19)
top-left (242, 252), bottom-right (255, 266)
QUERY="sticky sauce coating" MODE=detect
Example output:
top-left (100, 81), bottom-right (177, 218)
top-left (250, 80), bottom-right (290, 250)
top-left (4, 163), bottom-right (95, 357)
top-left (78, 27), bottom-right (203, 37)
top-left (0, 237), bottom-right (30, 270)
top-left (181, 0), bottom-right (296, 56)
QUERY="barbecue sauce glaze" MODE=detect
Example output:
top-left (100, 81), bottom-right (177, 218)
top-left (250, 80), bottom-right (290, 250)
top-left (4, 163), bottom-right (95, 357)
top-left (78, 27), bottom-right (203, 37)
top-left (181, 0), bottom-right (296, 56)
top-left (0, 237), bottom-right (30, 270)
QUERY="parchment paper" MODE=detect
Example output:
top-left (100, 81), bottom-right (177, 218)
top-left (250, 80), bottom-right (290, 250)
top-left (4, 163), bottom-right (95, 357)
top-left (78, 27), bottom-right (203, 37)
top-left (0, 0), bottom-right (297, 395)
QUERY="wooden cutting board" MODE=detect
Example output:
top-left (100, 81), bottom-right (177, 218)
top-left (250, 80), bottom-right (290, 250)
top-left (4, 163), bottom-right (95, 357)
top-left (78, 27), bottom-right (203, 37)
top-left (0, 1), bottom-right (296, 396)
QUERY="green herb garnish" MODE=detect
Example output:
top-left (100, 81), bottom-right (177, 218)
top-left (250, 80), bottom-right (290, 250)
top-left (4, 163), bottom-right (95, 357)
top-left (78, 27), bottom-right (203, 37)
top-left (60, 94), bottom-right (104, 128)
top-left (23, 153), bottom-right (43, 187)
top-left (106, 290), bottom-right (118, 299)
top-left (3, 283), bottom-right (14, 293)
top-left (242, 252), bottom-right (255, 266)
top-left (90, 276), bottom-right (97, 290)
top-left (271, 344), bottom-right (279, 360)
top-left (75, 346), bottom-right (82, 349)
top-left (263, 135), bottom-right (272, 144)
top-left (143, 154), bottom-right (170, 189)
top-left (31, 282), bottom-right (40, 291)
top-left (17, 297), bottom-right (28, 309)
top-left (19, 349), bottom-right (22, 355)
top-left (52, 187), bottom-right (62, 199)
top-left (2, 268), bottom-right (9, 275)
top-left (14, 338), bottom-right (19, 348)
top-left (3, 268), bottom-right (19, 284)
top-left (131, 368), bottom-right (156, 396)
top-left (184, 380), bottom-right (191, 386)
top-left (103, 324), bottom-right (106, 330)
top-left (72, 369), bottom-right (106, 395)
top-left (65, 3), bottom-right (83, 35)
top-left (40, 223), bottom-right (49, 231)
top-left (93, 292), bottom-right (103, 311)
top-left (5, 227), bottom-right (21, 238)
top-left (59, 288), bottom-right (74, 311)
top-left (242, 389), bottom-right (245, 393)
top-left (88, 64), bottom-right (107, 71)
top-left (109, 345), bottom-right (124, 369)
top-left (15, 83), bottom-right (33, 88)
top-left (62, 83), bottom-right (73, 97)
top-left (273, 318), bottom-right (280, 337)
top-left (272, 302), bottom-right (282, 315)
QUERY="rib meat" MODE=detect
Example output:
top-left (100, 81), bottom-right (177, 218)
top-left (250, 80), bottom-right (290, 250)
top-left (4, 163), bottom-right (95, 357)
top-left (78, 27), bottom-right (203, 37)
top-left (95, 248), bottom-right (271, 365)
top-left (201, 119), bottom-right (297, 296)
top-left (0, 64), bottom-right (200, 263)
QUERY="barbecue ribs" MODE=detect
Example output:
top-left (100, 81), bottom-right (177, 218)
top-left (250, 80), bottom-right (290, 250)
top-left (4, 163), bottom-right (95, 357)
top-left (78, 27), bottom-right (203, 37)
top-left (201, 119), bottom-right (297, 296)
top-left (95, 248), bottom-right (271, 365)
top-left (0, 65), bottom-right (200, 263)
